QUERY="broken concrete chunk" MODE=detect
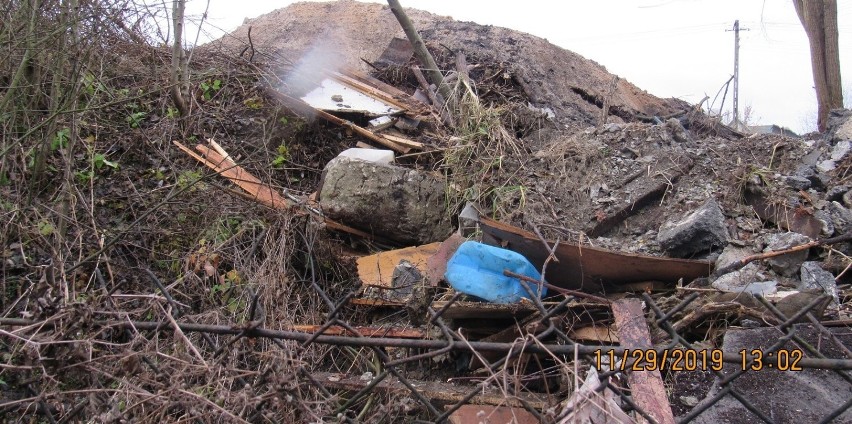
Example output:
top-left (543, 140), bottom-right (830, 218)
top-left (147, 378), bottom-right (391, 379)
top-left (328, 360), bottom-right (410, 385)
top-left (711, 263), bottom-right (776, 296)
top-left (714, 244), bottom-right (752, 271)
top-left (799, 261), bottom-right (839, 307)
top-left (826, 200), bottom-right (852, 235)
top-left (814, 209), bottom-right (835, 237)
top-left (785, 175), bottom-right (811, 191)
top-left (825, 185), bottom-right (849, 202)
top-left (666, 117), bottom-right (690, 143)
top-left (830, 139), bottom-right (851, 161)
top-left (827, 108), bottom-right (852, 142)
top-left (319, 157), bottom-right (453, 245)
top-left (817, 159), bottom-right (837, 173)
top-left (764, 232), bottom-right (811, 277)
top-left (657, 199), bottom-right (728, 257)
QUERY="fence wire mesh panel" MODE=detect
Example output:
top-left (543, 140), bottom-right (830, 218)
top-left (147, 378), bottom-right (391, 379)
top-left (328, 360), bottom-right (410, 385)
top-left (2, 252), bottom-right (850, 423)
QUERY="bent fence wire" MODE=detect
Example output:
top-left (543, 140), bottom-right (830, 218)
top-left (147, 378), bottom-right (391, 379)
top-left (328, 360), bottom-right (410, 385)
top-left (1, 271), bottom-right (850, 423)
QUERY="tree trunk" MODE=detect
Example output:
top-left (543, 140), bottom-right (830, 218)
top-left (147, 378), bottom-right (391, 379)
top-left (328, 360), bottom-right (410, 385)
top-left (794, 0), bottom-right (843, 132)
top-left (170, 0), bottom-right (188, 117)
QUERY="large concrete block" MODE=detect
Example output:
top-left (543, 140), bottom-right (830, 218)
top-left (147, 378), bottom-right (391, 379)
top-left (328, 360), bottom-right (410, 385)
top-left (319, 157), bottom-right (453, 245)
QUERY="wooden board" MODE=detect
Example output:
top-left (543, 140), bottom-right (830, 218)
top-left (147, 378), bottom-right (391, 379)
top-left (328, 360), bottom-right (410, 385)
top-left (356, 243), bottom-right (441, 288)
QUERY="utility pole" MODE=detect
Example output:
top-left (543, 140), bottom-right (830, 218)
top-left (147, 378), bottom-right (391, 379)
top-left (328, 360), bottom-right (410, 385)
top-left (728, 20), bottom-right (749, 129)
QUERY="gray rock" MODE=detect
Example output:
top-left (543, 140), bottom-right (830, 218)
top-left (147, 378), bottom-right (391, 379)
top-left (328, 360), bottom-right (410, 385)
top-left (827, 108), bottom-right (852, 142)
top-left (814, 209), bottom-right (836, 237)
top-left (657, 199), bottom-right (728, 257)
top-left (666, 118), bottom-right (691, 143)
top-left (764, 232), bottom-right (811, 277)
top-left (785, 175), bottom-right (811, 190)
top-left (826, 201), bottom-right (852, 235)
top-left (711, 263), bottom-right (777, 296)
top-left (830, 139), bottom-right (851, 161)
top-left (714, 244), bottom-right (752, 271)
top-left (817, 159), bottom-right (837, 173)
top-left (826, 185), bottom-right (850, 202)
top-left (800, 261), bottom-right (839, 306)
top-left (691, 325), bottom-right (852, 424)
top-left (795, 163), bottom-right (824, 189)
top-left (801, 146), bottom-right (823, 167)
top-left (319, 157), bottom-right (453, 245)
top-left (843, 189), bottom-right (852, 208)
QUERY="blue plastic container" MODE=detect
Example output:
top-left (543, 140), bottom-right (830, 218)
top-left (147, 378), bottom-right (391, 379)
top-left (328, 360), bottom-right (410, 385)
top-left (444, 241), bottom-right (546, 304)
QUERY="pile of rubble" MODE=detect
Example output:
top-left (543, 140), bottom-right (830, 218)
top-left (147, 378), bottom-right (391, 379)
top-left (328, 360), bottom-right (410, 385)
top-left (182, 1), bottom-right (852, 422)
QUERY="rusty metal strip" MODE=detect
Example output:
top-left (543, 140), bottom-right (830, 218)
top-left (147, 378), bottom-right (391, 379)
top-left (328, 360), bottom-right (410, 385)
top-left (612, 298), bottom-right (675, 424)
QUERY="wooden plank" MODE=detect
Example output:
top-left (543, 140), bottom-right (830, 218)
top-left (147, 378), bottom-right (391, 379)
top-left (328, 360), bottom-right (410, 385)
top-left (612, 298), bottom-right (675, 424)
top-left (337, 68), bottom-right (431, 116)
top-left (380, 132), bottom-right (425, 149)
top-left (311, 372), bottom-right (551, 410)
top-left (569, 324), bottom-right (619, 343)
top-left (356, 243), bottom-right (441, 288)
top-left (448, 405), bottom-right (538, 424)
top-left (480, 217), bottom-right (712, 291)
top-left (174, 141), bottom-right (292, 210)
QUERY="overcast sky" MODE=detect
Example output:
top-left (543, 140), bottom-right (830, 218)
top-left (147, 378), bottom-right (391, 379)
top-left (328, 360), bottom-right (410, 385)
top-left (178, 0), bottom-right (851, 134)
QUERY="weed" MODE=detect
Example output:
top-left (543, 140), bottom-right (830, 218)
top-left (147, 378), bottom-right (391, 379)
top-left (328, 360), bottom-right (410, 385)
top-left (126, 111), bottom-right (146, 128)
top-left (243, 96), bottom-right (263, 109)
top-left (37, 219), bottom-right (54, 236)
top-left (51, 128), bottom-right (70, 150)
top-left (200, 79), bottom-right (222, 100)
top-left (271, 143), bottom-right (290, 168)
top-left (177, 169), bottom-right (203, 191)
top-left (442, 77), bottom-right (524, 220)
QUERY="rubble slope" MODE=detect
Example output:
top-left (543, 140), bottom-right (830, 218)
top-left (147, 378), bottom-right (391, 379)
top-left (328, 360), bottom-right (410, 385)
top-left (207, 0), bottom-right (685, 129)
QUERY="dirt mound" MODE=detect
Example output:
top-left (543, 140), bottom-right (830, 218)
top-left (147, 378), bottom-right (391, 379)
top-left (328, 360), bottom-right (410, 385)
top-left (207, 0), bottom-right (684, 129)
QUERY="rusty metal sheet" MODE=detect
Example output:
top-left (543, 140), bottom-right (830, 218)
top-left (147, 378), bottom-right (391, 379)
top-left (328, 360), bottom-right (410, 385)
top-left (481, 217), bottom-right (712, 291)
top-left (448, 405), bottom-right (539, 424)
top-left (612, 298), bottom-right (675, 424)
top-left (425, 233), bottom-right (465, 287)
top-left (375, 37), bottom-right (414, 67)
top-left (744, 188), bottom-right (821, 238)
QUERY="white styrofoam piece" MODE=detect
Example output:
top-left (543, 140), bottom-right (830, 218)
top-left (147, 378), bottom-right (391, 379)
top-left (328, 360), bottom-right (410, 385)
top-left (337, 148), bottom-right (395, 164)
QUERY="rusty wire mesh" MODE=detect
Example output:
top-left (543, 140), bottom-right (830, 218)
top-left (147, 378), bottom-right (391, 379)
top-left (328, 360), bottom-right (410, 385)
top-left (2, 257), bottom-right (850, 423)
